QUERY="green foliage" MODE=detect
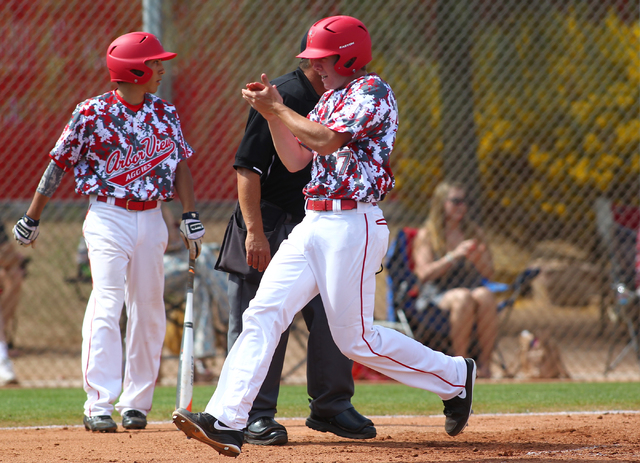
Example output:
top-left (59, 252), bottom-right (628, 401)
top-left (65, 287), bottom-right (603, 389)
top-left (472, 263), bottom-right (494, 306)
top-left (1, 382), bottom-right (638, 428)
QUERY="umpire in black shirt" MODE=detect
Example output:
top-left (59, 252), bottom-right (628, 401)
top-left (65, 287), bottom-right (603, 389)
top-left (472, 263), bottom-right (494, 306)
top-left (222, 33), bottom-right (376, 445)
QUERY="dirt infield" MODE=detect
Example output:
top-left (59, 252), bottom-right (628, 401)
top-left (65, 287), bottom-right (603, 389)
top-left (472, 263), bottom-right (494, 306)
top-left (1, 412), bottom-right (638, 462)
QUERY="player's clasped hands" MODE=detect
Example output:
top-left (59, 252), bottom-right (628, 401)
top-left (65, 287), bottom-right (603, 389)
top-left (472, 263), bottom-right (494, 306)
top-left (448, 239), bottom-right (477, 261)
top-left (242, 73), bottom-right (283, 117)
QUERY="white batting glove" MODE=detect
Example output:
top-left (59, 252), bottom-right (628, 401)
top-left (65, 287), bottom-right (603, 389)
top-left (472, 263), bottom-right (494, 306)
top-left (13, 214), bottom-right (40, 247)
top-left (179, 211), bottom-right (205, 259)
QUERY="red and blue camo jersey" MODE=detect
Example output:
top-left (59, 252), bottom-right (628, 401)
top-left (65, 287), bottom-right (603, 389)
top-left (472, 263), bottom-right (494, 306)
top-left (49, 90), bottom-right (193, 201)
top-left (303, 73), bottom-right (398, 203)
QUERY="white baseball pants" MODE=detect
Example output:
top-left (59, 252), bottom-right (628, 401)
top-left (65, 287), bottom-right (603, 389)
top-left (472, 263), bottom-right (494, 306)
top-left (206, 203), bottom-right (467, 429)
top-left (82, 197), bottom-right (168, 417)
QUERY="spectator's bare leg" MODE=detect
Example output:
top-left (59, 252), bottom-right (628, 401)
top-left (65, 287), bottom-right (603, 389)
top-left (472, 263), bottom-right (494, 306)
top-left (440, 288), bottom-right (475, 358)
top-left (472, 287), bottom-right (498, 378)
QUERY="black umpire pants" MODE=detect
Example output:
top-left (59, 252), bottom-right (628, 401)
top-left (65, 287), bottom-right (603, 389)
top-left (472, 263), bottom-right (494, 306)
top-left (226, 224), bottom-right (356, 423)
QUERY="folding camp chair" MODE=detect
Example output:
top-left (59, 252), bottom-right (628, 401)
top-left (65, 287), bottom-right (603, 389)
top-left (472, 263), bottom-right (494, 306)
top-left (384, 226), bottom-right (539, 374)
top-left (594, 197), bottom-right (640, 374)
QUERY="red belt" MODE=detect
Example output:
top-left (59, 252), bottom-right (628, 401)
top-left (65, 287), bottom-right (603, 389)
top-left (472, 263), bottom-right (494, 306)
top-left (97, 196), bottom-right (158, 211)
top-left (306, 199), bottom-right (358, 211)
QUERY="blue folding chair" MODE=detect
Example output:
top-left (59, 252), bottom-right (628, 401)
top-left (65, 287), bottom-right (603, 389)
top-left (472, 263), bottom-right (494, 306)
top-left (384, 227), bottom-right (539, 373)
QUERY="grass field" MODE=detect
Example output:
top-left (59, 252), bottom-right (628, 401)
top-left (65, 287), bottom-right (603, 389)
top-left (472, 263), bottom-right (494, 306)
top-left (1, 381), bottom-right (638, 428)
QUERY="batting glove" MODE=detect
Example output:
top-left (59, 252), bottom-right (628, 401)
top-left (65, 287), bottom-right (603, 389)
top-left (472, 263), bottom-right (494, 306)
top-left (13, 214), bottom-right (40, 247)
top-left (180, 211), bottom-right (205, 258)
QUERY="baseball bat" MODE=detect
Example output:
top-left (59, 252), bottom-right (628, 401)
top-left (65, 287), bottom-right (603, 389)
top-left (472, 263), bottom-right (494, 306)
top-left (176, 251), bottom-right (196, 411)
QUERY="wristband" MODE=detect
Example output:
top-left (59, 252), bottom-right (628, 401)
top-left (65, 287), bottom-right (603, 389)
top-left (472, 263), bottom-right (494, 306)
top-left (444, 252), bottom-right (455, 263)
top-left (182, 211), bottom-right (199, 220)
top-left (23, 214), bottom-right (40, 227)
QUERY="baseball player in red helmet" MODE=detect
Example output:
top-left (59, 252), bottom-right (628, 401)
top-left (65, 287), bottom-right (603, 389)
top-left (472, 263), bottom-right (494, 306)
top-left (13, 31), bottom-right (205, 432)
top-left (173, 16), bottom-right (475, 457)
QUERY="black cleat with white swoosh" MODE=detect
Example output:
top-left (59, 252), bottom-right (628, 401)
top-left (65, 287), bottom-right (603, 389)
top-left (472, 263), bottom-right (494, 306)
top-left (442, 358), bottom-right (477, 437)
top-left (172, 408), bottom-right (243, 457)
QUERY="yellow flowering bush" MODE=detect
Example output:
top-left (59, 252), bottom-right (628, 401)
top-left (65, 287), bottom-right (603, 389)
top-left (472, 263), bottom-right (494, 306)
top-left (389, 8), bottom-right (638, 235)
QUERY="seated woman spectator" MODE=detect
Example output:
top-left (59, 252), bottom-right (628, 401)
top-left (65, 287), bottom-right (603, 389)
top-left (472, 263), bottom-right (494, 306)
top-left (411, 181), bottom-right (498, 378)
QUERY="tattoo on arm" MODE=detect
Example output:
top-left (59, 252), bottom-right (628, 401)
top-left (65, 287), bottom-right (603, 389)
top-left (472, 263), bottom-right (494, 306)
top-left (36, 162), bottom-right (66, 197)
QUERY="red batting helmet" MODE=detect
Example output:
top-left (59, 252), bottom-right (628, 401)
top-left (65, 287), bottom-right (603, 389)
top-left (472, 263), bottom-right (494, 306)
top-left (297, 16), bottom-right (372, 77)
top-left (106, 32), bottom-right (176, 84)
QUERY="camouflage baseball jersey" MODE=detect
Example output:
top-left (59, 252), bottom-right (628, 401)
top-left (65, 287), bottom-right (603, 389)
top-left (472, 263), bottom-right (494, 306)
top-left (304, 73), bottom-right (398, 203)
top-left (50, 90), bottom-right (193, 201)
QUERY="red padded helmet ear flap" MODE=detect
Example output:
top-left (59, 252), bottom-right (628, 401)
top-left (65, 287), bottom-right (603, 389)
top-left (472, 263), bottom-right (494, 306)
top-left (297, 16), bottom-right (372, 77)
top-left (106, 32), bottom-right (176, 84)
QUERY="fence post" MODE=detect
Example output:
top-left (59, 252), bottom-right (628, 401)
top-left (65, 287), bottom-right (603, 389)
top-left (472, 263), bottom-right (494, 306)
top-left (143, 0), bottom-right (172, 102)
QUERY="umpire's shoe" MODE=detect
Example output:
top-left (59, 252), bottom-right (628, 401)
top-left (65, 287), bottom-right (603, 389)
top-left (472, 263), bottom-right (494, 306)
top-left (122, 410), bottom-right (147, 430)
top-left (244, 417), bottom-right (288, 445)
top-left (442, 358), bottom-right (477, 437)
top-left (172, 408), bottom-right (243, 457)
top-left (83, 415), bottom-right (118, 433)
top-left (306, 407), bottom-right (376, 439)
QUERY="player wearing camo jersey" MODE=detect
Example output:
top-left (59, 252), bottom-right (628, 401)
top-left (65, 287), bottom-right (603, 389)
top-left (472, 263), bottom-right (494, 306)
top-left (13, 32), bottom-right (205, 433)
top-left (172, 16), bottom-right (476, 457)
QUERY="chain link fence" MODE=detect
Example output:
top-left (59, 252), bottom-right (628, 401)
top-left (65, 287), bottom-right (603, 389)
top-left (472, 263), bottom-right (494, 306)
top-left (1, 0), bottom-right (638, 386)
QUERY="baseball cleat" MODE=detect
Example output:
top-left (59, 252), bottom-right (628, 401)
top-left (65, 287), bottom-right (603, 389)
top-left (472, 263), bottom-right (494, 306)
top-left (122, 410), bottom-right (147, 430)
top-left (306, 407), bottom-right (376, 439)
top-left (83, 415), bottom-right (118, 433)
top-left (172, 408), bottom-right (243, 457)
top-left (442, 358), bottom-right (476, 437)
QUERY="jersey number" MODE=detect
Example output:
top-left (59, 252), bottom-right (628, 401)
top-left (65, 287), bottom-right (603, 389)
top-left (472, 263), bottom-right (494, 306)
top-left (336, 151), bottom-right (352, 175)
